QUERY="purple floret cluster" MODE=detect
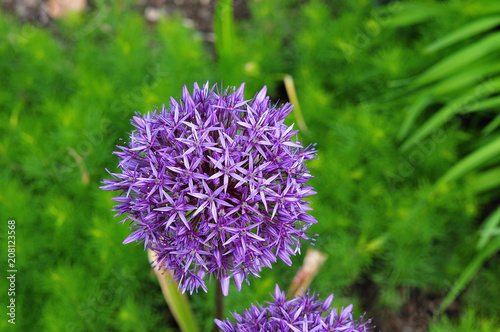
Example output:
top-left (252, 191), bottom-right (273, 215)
top-left (215, 284), bottom-right (373, 332)
top-left (101, 82), bottom-right (317, 295)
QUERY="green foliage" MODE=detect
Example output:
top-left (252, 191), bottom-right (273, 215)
top-left (438, 236), bottom-right (500, 313)
top-left (395, 0), bottom-right (500, 314)
top-left (429, 308), bottom-right (500, 332)
top-left (1, 0), bottom-right (499, 330)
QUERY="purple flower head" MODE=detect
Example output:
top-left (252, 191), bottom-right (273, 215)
top-left (101, 82), bottom-right (317, 295)
top-left (215, 284), bottom-right (374, 332)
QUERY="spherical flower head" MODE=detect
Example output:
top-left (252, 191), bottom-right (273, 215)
top-left (215, 284), bottom-right (374, 332)
top-left (101, 82), bottom-right (318, 295)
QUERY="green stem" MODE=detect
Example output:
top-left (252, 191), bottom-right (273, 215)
top-left (212, 281), bottom-right (224, 332)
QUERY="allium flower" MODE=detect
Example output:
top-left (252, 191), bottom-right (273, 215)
top-left (215, 284), bottom-right (374, 332)
top-left (101, 82), bottom-right (317, 295)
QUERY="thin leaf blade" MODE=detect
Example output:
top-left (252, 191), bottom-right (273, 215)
top-left (416, 32), bottom-right (500, 87)
top-left (435, 135), bottom-right (500, 188)
top-left (439, 237), bottom-right (500, 313)
top-left (478, 205), bottom-right (500, 250)
top-left (148, 250), bottom-right (200, 332)
top-left (402, 78), bottom-right (500, 151)
top-left (425, 15), bottom-right (500, 53)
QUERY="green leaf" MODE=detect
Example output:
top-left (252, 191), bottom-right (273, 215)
top-left (425, 15), bottom-right (500, 53)
top-left (388, 3), bottom-right (448, 28)
top-left (478, 205), bottom-right (500, 250)
top-left (439, 236), bottom-right (500, 313)
top-left (415, 32), bottom-right (500, 87)
top-left (462, 1), bottom-right (500, 16)
top-left (472, 167), bottom-right (500, 194)
top-left (214, 0), bottom-right (236, 61)
top-left (431, 61), bottom-right (500, 97)
top-left (483, 113), bottom-right (500, 135)
top-left (398, 92), bottom-right (431, 140)
top-left (148, 250), bottom-right (200, 332)
top-left (402, 77), bottom-right (500, 151)
top-left (435, 135), bottom-right (500, 188)
top-left (464, 94), bottom-right (500, 113)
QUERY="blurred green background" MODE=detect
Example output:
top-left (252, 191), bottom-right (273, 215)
top-left (1, 0), bottom-right (500, 331)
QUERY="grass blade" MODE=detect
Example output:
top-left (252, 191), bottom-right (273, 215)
top-left (388, 3), bottom-right (447, 27)
top-left (478, 205), bottom-right (500, 250)
top-left (398, 92), bottom-right (431, 140)
top-left (483, 113), bottom-right (500, 136)
top-left (284, 74), bottom-right (309, 136)
top-left (148, 250), bottom-right (200, 332)
top-left (464, 95), bottom-right (500, 113)
top-left (402, 77), bottom-right (500, 151)
top-left (463, 1), bottom-right (500, 16)
top-left (214, 0), bottom-right (236, 61)
top-left (431, 61), bottom-right (500, 97)
top-left (415, 32), bottom-right (500, 87)
top-left (439, 236), bottom-right (500, 313)
top-left (435, 135), bottom-right (500, 188)
top-left (424, 15), bottom-right (500, 53)
top-left (472, 167), bottom-right (500, 194)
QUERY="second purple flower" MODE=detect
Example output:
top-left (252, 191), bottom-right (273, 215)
top-left (101, 82), bottom-right (318, 295)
